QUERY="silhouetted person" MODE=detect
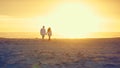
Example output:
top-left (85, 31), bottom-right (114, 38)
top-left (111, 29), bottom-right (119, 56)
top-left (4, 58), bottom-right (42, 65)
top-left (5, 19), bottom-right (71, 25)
top-left (40, 26), bottom-right (46, 40)
top-left (47, 27), bottom-right (52, 40)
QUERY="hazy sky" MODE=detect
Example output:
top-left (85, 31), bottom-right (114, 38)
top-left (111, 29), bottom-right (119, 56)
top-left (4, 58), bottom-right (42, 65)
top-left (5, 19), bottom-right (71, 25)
top-left (0, 0), bottom-right (119, 17)
top-left (0, 0), bottom-right (120, 38)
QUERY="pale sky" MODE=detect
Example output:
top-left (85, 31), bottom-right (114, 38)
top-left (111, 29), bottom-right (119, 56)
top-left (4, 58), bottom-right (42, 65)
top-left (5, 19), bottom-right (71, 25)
top-left (0, 0), bottom-right (120, 38)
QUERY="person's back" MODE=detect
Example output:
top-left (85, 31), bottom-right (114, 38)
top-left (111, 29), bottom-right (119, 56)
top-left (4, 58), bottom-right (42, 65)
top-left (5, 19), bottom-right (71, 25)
top-left (40, 26), bottom-right (46, 40)
top-left (40, 28), bottom-right (46, 35)
top-left (47, 27), bottom-right (52, 40)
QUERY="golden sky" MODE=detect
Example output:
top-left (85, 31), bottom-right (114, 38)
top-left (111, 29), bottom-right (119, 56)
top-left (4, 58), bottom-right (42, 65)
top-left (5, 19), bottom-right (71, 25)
top-left (0, 0), bottom-right (120, 38)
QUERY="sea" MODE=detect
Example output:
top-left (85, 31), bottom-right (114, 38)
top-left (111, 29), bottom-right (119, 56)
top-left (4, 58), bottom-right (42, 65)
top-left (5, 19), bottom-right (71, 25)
top-left (0, 32), bottom-right (120, 39)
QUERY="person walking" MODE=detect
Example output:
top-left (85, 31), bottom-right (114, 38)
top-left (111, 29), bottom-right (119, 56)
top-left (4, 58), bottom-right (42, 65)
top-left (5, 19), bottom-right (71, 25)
top-left (40, 26), bottom-right (46, 40)
top-left (47, 27), bottom-right (52, 40)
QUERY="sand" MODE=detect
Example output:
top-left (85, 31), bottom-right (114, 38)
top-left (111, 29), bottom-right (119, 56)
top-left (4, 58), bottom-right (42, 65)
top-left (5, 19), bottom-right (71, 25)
top-left (0, 38), bottom-right (120, 68)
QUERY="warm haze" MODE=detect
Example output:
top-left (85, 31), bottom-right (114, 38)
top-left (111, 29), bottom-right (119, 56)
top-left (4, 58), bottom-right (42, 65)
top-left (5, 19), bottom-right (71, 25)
top-left (0, 0), bottom-right (120, 38)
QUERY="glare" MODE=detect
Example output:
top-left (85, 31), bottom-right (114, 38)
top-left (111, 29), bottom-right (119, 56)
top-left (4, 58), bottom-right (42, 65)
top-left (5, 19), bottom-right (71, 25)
top-left (35, 2), bottom-right (105, 38)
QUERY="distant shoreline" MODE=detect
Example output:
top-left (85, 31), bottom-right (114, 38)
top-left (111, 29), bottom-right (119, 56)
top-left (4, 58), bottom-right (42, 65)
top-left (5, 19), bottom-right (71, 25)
top-left (0, 32), bottom-right (120, 39)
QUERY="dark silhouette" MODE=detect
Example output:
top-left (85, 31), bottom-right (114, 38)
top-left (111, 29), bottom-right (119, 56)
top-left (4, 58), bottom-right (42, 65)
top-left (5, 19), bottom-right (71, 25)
top-left (47, 27), bottom-right (52, 40)
top-left (40, 26), bottom-right (46, 40)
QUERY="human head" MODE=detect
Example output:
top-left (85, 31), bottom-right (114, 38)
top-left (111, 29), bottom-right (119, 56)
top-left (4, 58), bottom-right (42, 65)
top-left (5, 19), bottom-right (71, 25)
top-left (42, 26), bottom-right (45, 28)
top-left (48, 27), bottom-right (51, 30)
top-left (49, 27), bottom-right (51, 29)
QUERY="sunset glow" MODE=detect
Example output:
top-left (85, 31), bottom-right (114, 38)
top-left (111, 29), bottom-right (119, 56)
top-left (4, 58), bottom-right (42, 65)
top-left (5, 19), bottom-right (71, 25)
top-left (0, 0), bottom-right (120, 38)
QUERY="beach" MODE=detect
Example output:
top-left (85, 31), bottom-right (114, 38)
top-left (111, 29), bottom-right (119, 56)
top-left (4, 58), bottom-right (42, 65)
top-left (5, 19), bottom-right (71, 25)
top-left (0, 38), bottom-right (120, 68)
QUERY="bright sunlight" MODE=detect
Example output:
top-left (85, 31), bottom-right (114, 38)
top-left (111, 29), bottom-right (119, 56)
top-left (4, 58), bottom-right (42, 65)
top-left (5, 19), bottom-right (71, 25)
top-left (1, 0), bottom-right (119, 38)
top-left (35, 2), bottom-right (105, 38)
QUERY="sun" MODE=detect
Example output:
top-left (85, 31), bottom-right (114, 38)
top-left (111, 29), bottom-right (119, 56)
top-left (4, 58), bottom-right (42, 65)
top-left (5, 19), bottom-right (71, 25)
top-left (36, 2), bottom-right (104, 38)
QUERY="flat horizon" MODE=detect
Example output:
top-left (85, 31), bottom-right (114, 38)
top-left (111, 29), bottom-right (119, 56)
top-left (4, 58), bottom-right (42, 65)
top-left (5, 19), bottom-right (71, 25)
top-left (0, 0), bottom-right (120, 39)
top-left (0, 32), bottom-right (120, 39)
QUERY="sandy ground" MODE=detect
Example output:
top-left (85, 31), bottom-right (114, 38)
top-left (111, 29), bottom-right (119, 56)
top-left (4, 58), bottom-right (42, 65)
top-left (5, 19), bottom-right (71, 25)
top-left (0, 38), bottom-right (120, 68)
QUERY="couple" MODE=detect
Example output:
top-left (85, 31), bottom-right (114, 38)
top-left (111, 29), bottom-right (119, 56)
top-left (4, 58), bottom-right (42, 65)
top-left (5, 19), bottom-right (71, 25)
top-left (40, 26), bottom-right (52, 40)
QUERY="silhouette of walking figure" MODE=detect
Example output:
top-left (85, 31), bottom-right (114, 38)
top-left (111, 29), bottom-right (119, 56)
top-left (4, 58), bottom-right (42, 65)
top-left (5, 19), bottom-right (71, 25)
top-left (47, 27), bottom-right (52, 40)
top-left (40, 26), bottom-right (46, 40)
